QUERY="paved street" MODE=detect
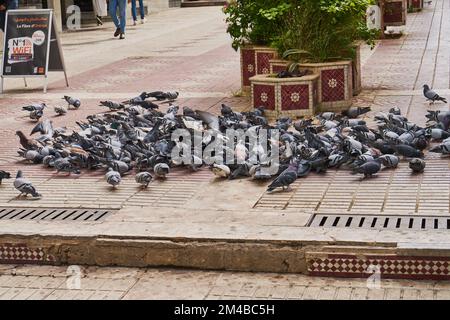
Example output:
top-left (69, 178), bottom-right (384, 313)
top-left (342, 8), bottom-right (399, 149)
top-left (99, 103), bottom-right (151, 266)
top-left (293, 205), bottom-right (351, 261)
top-left (0, 2), bottom-right (449, 297)
top-left (1, 264), bottom-right (450, 300)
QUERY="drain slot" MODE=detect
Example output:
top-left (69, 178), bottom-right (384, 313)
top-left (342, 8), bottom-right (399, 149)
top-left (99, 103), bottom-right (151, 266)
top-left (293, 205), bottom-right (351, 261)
top-left (0, 207), bottom-right (115, 222)
top-left (309, 214), bottom-right (450, 231)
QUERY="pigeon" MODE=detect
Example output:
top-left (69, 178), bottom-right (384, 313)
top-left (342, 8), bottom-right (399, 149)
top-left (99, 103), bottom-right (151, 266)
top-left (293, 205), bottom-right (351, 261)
top-left (54, 158), bottom-right (81, 175)
top-left (409, 158), bottom-right (426, 173)
top-left (393, 144), bottom-right (424, 158)
top-left (29, 110), bottom-right (43, 121)
top-left (153, 163), bottom-right (170, 179)
top-left (211, 164), bottom-right (231, 178)
top-left (16, 131), bottom-right (41, 150)
top-left (430, 142), bottom-right (450, 154)
top-left (54, 106), bottom-right (67, 116)
top-left (122, 92), bottom-right (147, 105)
top-left (378, 154), bottom-right (400, 168)
top-left (147, 91), bottom-right (179, 101)
top-left (63, 96), bottom-right (81, 109)
top-left (105, 167), bottom-right (121, 188)
top-left (0, 171), bottom-right (11, 184)
top-left (267, 161), bottom-right (298, 192)
top-left (423, 85), bottom-right (447, 104)
top-left (14, 171), bottom-right (41, 198)
top-left (353, 160), bottom-right (381, 178)
top-left (342, 107), bottom-right (371, 118)
top-left (99, 101), bottom-right (125, 111)
top-left (22, 103), bottom-right (46, 112)
top-left (135, 171), bottom-right (153, 188)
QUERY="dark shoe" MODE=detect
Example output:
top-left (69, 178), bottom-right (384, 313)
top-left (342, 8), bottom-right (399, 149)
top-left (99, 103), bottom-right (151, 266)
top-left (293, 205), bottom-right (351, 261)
top-left (114, 28), bottom-right (121, 37)
top-left (119, 33), bottom-right (125, 39)
top-left (96, 16), bottom-right (103, 26)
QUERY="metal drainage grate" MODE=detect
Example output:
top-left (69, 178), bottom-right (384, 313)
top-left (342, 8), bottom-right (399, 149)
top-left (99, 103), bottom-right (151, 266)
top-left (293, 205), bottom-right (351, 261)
top-left (0, 208), bottom-right (115, 222)
top-left (308, 214), bottom-right (450, 231)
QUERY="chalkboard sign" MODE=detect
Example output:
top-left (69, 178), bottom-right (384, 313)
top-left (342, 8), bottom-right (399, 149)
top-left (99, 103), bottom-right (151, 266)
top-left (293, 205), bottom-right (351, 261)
top-left (0, 9), bottom-right (68, 93)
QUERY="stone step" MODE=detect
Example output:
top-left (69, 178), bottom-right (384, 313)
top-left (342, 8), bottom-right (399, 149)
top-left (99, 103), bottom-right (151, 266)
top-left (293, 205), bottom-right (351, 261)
top-left (2, 232), bottom-right (450, 281)
top-left (181, 0), bottom-right (226, 7)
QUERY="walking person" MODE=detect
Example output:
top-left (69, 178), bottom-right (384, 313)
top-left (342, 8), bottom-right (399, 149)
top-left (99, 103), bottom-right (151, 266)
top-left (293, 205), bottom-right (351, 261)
top-left (92, 0), bottom-right (108, 26)
top-left (0, 0), bottom-right (18, 32)
top-left (109, 0), bottom-right (126, 39)
top-left (131, 0), bottom-right (145, 26)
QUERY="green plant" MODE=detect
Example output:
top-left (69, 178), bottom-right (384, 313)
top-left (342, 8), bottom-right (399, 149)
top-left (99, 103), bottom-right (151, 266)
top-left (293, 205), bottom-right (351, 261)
top-left (274, 0), bottom-right (379, 63)
top-left (223, 0), bottom-right (291, 50)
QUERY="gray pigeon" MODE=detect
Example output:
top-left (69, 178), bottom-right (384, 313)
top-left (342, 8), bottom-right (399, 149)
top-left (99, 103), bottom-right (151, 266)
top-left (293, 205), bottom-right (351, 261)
top-left (105, 167), bottom-right (121, 188)
top-left (423, 85), bottom-right (447, 104)
top-left (135, 171), bottom-right (153, 188)
top-left (22, 103), bottom-right (46, 112)
top-left (154, 163), bottom-right (170, 179)
top-left (0, 170), bottom-right (11, 184)
top-left (14, 171), bottom-right (41, 198)
top-left (267, 161), bottom-right (298, 192)
top-left (394, 144), bottom-right (424, 158)
top-left (54, 106), bottom-right (67, 116)
top-left (63, 96), bottom-right (81, 109)
top-left (99, 101), bottom-right (125, 111)
top-left (342, 106), bottom-right (371, 118)
top-left (353, 160), bottom-right (381, 178)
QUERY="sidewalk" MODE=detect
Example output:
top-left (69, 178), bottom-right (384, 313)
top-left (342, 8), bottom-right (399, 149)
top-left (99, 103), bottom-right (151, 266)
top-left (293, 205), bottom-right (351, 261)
top-left (0, 3), bottom-right (449, 280)
top-left (1, 264), bottom-right (450, 300)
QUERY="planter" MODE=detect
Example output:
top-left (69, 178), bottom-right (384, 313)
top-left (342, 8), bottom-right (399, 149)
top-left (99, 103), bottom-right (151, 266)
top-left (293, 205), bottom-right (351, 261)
top-left (379, 0), bottom-right (407, 27)
top-left (250, 74), bottom-right (319, 118)
top-left (269, 59), bottom-right (290, 74)
top-left (408, 0), bottom-right (423, 10)
top-left (352, 42), bottom-right (362, 96)
top-left (240, 45), bottom-right (278, 92)
top-left (299, 60), bottom-right (353, 111)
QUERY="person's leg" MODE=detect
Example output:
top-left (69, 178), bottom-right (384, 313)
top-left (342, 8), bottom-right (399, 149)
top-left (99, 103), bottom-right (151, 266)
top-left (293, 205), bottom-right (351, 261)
top-left (109, 0), bottom-right (119, 29)
top-left (118, 0), bottom-right (126, 34)
top-left (138, 0), bottom-right (144, 20)
top-left (131, 0), bottom-right (137, 22)
top-left (7, 0), bottom-right (18, 9)
top-left (0, 11), bottom-right (5, 32)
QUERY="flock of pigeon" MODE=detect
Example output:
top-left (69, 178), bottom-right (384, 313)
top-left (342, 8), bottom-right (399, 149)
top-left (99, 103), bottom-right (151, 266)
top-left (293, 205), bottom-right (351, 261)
top-left (0, 85), bottom-right (448, 200)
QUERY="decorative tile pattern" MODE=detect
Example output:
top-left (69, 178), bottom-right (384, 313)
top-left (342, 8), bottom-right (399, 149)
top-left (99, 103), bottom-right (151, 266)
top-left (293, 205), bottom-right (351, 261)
top-left (409, 0), bottom-right (423, 9)
top-left (241, 48), bottom-right (256, 87)
top-left (384, 1), bottom-right (404, 24)
top-left (252, 84), bottom-right (275, 110)
top-left (321, 69), bottom-right (346, 102)
top-left (0, 243), bottom-right (54, 264)
top-left (280, 84), bottom-right (309, 110)
top-left (308, 253), bottom-right (450, 280)
top-left (256, 52), bottom-right (276, 75)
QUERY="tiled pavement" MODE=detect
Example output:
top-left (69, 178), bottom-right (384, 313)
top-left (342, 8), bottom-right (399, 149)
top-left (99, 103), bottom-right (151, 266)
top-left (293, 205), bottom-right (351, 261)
top-left (0, 2), bottom-right (449, 294)
top-left (1, 264), bottom-right (450, 300)
top-left (0, 5), bottom-right (448, 214)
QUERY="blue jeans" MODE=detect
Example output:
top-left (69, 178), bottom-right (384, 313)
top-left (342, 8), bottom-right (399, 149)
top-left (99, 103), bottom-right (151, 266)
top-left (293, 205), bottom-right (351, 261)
top-left (109, 0), bottom-right (126, 33)
top-left (131, 0), bottom-right (144, 21)
top-left (0, 0), bottom-right (18, 31)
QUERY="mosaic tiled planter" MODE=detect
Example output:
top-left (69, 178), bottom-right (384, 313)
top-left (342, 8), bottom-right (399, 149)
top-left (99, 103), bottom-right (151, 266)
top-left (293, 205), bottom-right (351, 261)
top-left (352, 42), bottom-right (362, 96)
top-left (408, 0), bottom-right (423, 10)
top-left (299, 60), bottom-right (353, 111)
top-left (240, 45), bottom-right (278, 92)
top-left (250, 74), bottom-right (319, 118)
top-left (269, 59), bottom-right (290, 74)
top-left (380, 0), bottom-right (407, 27)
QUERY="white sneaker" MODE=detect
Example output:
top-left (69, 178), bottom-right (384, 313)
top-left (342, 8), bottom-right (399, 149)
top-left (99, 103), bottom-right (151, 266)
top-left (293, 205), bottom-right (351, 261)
top-left (140, 18), bottom-right (146, 24)
top-left (133, 20), bottom-right (137, 26)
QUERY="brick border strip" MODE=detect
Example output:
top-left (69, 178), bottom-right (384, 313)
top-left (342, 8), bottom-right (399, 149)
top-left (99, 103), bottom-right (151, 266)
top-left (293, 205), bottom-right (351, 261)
top-left (307, 253), bottom-right (450, 281)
